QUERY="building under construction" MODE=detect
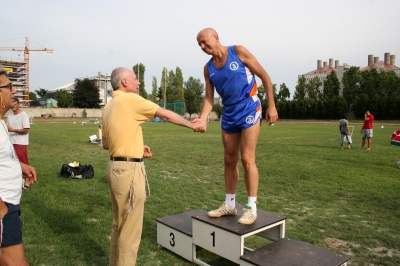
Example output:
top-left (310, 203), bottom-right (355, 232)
top-left (0, 58), bottom-right (28, 106)
top-left (0, 37), bottom-right (53, 107)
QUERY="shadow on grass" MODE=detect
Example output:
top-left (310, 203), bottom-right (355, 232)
top-left (30, 200), bottom-right (108, 265)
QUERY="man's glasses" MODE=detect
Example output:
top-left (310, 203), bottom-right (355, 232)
top-left (0, 83), bottom-right (12, 90)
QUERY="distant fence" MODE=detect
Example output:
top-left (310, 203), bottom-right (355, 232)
top-left (5, 108), bottom-right (103, 118)
top-left (4, 106), bottom-right (218, 120)
top-left (158, 101), bottom-right (185, 116)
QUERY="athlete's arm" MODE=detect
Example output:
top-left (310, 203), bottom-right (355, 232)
top-left (235, 45), bottom-right (278, 125)
top-left (198, 64), bottom-right (214, 125)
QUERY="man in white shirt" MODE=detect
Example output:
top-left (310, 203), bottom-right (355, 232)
top-left (0, 69), bottom-right (37, 266)
top-left (7, 97), bottom-right (31, 189)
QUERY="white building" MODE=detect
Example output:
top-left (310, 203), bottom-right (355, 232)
top-left (47, 72), bottom-right (112, 107)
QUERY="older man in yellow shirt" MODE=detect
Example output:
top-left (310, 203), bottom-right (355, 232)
top-left (102, 67), bottom-right (204, 266)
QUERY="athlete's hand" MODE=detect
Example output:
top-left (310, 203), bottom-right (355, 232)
top-left (266, 106), bottom-right (278, 125)
top-left (192, 119), bottom-right (207, 133)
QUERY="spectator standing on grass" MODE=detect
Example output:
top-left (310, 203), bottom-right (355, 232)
top-left (359, 110), bottom-right (374, 151)
top-left (97, 124), bottom-right (102, 146)
top-left (194, 28), bottom-right (278, 225)
top-left (339, 114), bottom-right (352, 149)
top-left (101, 67), bottom-right (205, 266)
top-left (0, 69), bottom-right (37, 265)
top-left (6, 97), bottom-right (31, 190)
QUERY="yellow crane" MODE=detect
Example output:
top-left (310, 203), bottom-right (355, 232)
top-left (0, 37), bottom-right (53, 107)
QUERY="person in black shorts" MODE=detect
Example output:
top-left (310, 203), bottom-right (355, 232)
top-left (0, 69), bottom-right (37, 265)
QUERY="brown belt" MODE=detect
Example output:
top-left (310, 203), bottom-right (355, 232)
top-left (110, 156), bottom-right (143, 162)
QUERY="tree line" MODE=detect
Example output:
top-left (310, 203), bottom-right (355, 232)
top-left (37, 63), bottom-right (205, 118)
top-left (267, 68), bottom-right (400, 120)
top-left (36, 64), bottom-right (400, 120)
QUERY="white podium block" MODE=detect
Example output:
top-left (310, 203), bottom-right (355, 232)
top-left (156, 209), bottom-right (207, 262)
top-left (192, 204), bottom-right (286, 265)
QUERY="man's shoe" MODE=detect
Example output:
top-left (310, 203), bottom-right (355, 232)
top-left (208, 202), bottom-right (237, 218)
top-left (238, 206), bottom-right (257, 225)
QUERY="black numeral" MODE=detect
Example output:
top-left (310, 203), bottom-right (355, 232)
top-left (210, 231), bottom-right (215, 247)
top-left (170, 232), bottom-right (175, 246)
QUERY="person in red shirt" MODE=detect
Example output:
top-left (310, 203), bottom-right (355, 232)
top-left (359, 110), bottom-right (374, 150)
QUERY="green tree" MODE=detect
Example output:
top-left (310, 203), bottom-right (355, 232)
top-left (353, 93), bottom-right (369, 119)
top-left (360, 68), bottom-right (379, 99)
top-left (174, 67), bottom-right (184, 100)
top-left (35, 88), bottom-right (47, 99)
top-left (159, 67), bottom-right (168, 106)
top-left (323, 72), bottom-right (340, 99)
top-left (342, 66), bottom-right (361, 111)
top-left (376, 71), bottom-right (400, 119)
top-left (184, 77), bottom-right (204, 119)
top-left (133, 63), bottom-right (147, 99)
top-left (213, 104), bottom-right (222, 118)
top-left (276, 99), bottom-right (290, 119)
top-left (29, 92), bottom-right (37, 100)
top-left (72, 78), bottom-right (101, 108)
top-left (55, 90), bottom-right (73, 108)
top-left (167, 70), bottom-right (176, 102)
top-left (149, 76), bottom-right (158, 103)
top-left (306, 77), bottom-right (322, 100)
top-left (293, 76), bottom-right (306, 100)
top-left (257, 85), bottom-right (265, 99)
top-left (277, 83), bottom-right (290, 101)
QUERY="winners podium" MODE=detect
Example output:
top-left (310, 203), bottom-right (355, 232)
top-left (157, 205), bottom-right (349, 265)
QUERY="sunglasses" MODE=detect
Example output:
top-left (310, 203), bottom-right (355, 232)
top-left (0, 83), bottom-right (13, 90)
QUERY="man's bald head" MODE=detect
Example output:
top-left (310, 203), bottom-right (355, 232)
top-left (197, 28), bottom-right (221, 55)
top-left (111, 67), bottom-right (130, 90)
top-left (197, 28), bottom-right (218, 39)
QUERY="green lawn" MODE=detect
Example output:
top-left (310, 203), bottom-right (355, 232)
top-left (19, 120), bottom-right (400, 265)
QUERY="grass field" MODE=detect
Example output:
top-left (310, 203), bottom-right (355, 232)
top-left (17, 119), bottom-right (400, 265)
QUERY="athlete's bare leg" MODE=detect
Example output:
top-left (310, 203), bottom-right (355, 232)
top-left (222, 131), bottom-right (241, 194)
top-left (240, 123), bottom-right (260, 197)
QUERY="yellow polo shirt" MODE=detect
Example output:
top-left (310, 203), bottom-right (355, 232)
top-left (102, 90), bottom-right (159, 158)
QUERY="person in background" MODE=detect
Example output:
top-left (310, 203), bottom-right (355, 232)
top-left (102, 67), bottom-right (205, 266)
top-left (359, 110), bottom-right (374, 151)
top-left (6, 97), bottom-right (31, 190)
top-left (97, 124), bottom-right (102, 146)
top-left (0, 69), bottom-right (37, 265)
top-left (339, 113), bottom-right (352, 149)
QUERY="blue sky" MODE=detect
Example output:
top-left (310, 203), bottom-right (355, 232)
top-left (1, 0), bottom-right (399, 98)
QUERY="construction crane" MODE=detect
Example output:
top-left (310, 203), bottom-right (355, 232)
top-left (0, 37), bottom-right (53, 107)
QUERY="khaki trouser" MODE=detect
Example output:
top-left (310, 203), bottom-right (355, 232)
top-left (107, 160), bottom-right (146, 266)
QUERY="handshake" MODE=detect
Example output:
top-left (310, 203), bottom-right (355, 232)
top-left (191, 118), bottom-right (208, 133)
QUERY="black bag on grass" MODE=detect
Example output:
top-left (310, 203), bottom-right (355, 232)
top-left (60, 164), bottom-right (94, 179)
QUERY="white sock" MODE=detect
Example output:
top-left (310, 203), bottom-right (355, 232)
top-left (248, 196), bottom-right (257, 213)
top-left (225, 194), bottom-right (235, 210)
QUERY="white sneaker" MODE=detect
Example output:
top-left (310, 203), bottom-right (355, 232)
top-left (208, 202), bottom-right (237, 218)
top-left (238, 206), bottom-right (257, 225)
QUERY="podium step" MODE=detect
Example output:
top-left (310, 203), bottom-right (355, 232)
top-left (192, 204), bottom-right (286, 239)
top-left (192, 204), bottom-right (286, 264)
top-left (157, 209), bottom-right (207, 262)
top-left (240, 238), bottom-right (350, 266)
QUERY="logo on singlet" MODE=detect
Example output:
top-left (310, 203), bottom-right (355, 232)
top-left (230, 62), bottom-right (239, 71)
top-left (246, 116), bottom-right (255, 124)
